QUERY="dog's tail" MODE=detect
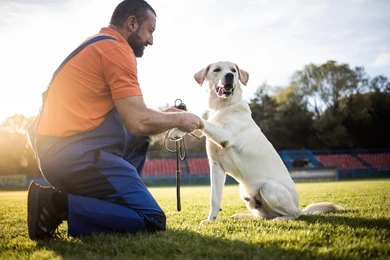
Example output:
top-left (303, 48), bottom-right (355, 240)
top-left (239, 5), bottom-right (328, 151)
top-left (301, 202), bottom-right (344, 215)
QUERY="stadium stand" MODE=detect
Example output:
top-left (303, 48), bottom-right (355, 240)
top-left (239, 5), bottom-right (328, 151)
top-left (3, 150), bottom-right (389, 189)
top-left (142, 150), bottom-right (388, 181)
top-left (315, 154), bottom-right (366, 169)
top-left (187, 158), bottom-right (210, 175)
top-left (143, 158), bottom-right (179, 176)
top-left (358, 153), bottom-right (390, 169)
top-left (279, 150), bottom-right (321, 169)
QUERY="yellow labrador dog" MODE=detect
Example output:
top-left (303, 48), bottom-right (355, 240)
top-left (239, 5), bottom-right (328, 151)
top-left (193, 61), bottom-right (343, 222)
top-left (168, 61), bottom-right (343, 222)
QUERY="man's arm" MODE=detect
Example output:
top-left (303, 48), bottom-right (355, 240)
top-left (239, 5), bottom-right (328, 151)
top-left (114, 96), bottom-right (203, 136)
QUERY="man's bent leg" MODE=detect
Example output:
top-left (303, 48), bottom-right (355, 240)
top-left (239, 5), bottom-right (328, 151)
top-left (61, 151), bottom-right (165, 236)
top-left (33, 109), bottom-right (163, 237)
top-left (68, 194), bottom-right (164, 236)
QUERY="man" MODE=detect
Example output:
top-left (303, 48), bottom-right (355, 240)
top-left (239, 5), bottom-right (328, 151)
top-left (27, 0), bottom-right (203, 239)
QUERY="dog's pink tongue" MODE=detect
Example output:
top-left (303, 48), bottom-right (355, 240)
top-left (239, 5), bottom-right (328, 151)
top-left (217, 87), bottom-right (224, 96)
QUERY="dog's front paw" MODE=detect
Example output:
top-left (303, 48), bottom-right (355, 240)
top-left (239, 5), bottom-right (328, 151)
top-left (231, 213), bottom-right (254, 220)
top-left (168, 128), bottom-right (186, 141)
top-left (199, 219), bottom-right (216, 226)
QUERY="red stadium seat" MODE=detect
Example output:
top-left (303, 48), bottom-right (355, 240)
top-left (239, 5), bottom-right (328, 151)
top-left (316, 154), bottom-right (366, 169)
top-left (143, 158), bottom-right (180, 176)
top-left (187, 158), bottom-right (210, 175)
top-left (358, 153), bottom-right (390, 169)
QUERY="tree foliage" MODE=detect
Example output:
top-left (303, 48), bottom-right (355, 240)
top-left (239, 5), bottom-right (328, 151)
top-left (292, 60), bottom-right (368, 117)
top-left (250, 83), bottom-right (315, 149)
top-left (0, 115), bottom-right (40, 176)
top-left (340, 91), bottom-right (390, 148)
top-left (251, 60), bottom-right (389, 150)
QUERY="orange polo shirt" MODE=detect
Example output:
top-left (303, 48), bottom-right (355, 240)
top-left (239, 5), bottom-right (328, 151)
top-left (37, 27), bottom-right (142, 137)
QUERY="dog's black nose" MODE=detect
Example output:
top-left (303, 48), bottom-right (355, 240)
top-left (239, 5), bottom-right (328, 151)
top-left (225, 73), bottom-right (234, 82)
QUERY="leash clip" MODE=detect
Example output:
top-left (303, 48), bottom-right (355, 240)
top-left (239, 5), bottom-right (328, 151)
top-left (175, 99), bottom-right (187, 111)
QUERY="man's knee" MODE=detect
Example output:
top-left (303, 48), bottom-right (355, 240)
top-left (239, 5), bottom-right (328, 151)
top-left (145, 210), bottom-right (166, 232)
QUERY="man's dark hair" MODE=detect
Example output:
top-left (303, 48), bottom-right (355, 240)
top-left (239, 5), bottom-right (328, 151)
top-left (110, 0), bottom-right (156, 27)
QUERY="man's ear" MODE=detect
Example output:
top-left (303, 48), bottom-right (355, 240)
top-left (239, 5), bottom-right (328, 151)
top-left (235, 64), bottom-right (249, 86)
top-left (194, 65), bottom-right (211, 86)
top-left (126, 16), bottom-right (138, 33)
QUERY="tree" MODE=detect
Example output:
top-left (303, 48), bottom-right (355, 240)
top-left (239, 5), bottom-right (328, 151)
top-left (0, 114), bottom-right (40, 176)
top-left (274, 84), bottom-right (315, 148)
top-left (250, 84), bottom-right (279, 138)
top-left (249, 62), bottom-right (389, 150)
top-left (369, 75), bottom-right (390, 93)
top-left (308, 91), bottom-right (390, 149)
top-left (250, 84), bottom-right (315, 149)
top-left (311, 109), bottom-right (352, 149)
top-left (341, 92), bottom-right (390, 148)
top-left (293, 60), bottom-right (367, 117)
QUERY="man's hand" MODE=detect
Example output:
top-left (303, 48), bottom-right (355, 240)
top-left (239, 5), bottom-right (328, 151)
top-left (162, 105), bottom-right (204, 133)
top-left (177, 112), bottom-right (204, 133)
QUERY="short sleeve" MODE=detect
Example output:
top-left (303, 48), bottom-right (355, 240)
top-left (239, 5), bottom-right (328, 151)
top-left (102, 46), bottom-right (142, 100)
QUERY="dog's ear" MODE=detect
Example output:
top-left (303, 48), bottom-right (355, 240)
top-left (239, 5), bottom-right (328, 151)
top-left (235, 64), bottom-right (249, 86)
top-left (194, 65), bottom-right (211, 85)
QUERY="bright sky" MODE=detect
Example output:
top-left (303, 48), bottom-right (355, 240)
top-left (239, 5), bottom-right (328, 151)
top-left (0, 0), bottom-right (389, 122)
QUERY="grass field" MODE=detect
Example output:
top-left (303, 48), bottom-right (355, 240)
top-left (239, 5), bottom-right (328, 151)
top-left (0, 179), bottom-right (389, 259)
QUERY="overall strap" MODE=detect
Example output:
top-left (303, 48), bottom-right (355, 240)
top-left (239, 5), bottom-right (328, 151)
top-left (28, 35), bottom-right (116, 151)
top-left (49, 35), bottom-right (116, 86)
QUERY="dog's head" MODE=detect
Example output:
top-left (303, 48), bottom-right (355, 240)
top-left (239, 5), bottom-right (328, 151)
top-left (194, 61), bottom-right (249, 108)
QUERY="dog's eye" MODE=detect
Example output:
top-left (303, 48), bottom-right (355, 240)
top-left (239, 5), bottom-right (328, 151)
top-left (231, 68), bottom-right (237, 73)
top-left (213, 68), bottom-right (221, 73)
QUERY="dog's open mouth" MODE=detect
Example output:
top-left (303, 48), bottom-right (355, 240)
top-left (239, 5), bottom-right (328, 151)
top-left (215, 84), bottom-right (234, 97)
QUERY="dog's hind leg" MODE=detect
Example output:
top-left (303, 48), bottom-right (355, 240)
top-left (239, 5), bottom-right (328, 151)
top-left (259, 182), bottom-right (301, 219)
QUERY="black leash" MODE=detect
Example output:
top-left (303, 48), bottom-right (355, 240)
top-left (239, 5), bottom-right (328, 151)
top-left (164, 99), bottom-right (187, 211)
top-left (175, 141), bottom-right (183, 211)
top-left (164, 99), bottom-right (202, 211)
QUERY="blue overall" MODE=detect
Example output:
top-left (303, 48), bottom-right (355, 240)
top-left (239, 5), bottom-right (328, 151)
top-left (33, 109), bottom-right (166, 236)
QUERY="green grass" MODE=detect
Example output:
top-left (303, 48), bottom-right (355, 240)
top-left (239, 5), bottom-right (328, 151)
top-left (1, 180), bottom-right (389, 260)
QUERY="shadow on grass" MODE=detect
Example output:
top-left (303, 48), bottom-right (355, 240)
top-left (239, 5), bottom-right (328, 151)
top-left (33, 214), bottom-right (389, 259)
top-left (298, 213), bottom-right (389, 230)
top-left (35, 228), bottom-right (327, 260)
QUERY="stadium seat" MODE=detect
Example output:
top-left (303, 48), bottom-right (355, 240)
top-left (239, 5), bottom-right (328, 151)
top-left (315, 154), bottom-right (366, 169)
top-left (187, 158), bottom-right (210, 175)
top-left (279, 150), bottom-right (322, 169)
top-left (358, 153), bottom-right (390, 169)
top-left (143, 158), bottom-right (180, 176)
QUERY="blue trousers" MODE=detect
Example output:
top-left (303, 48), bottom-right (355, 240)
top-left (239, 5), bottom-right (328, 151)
top-left (32, 109), bottom-right (166, 236)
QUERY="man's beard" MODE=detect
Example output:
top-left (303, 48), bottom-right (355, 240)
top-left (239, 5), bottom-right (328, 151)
top-left (127, 30), bottom-right (146, 57)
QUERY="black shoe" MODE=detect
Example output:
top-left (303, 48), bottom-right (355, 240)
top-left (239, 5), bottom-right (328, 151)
top-left (27, 181), bottom-right (63, 240)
